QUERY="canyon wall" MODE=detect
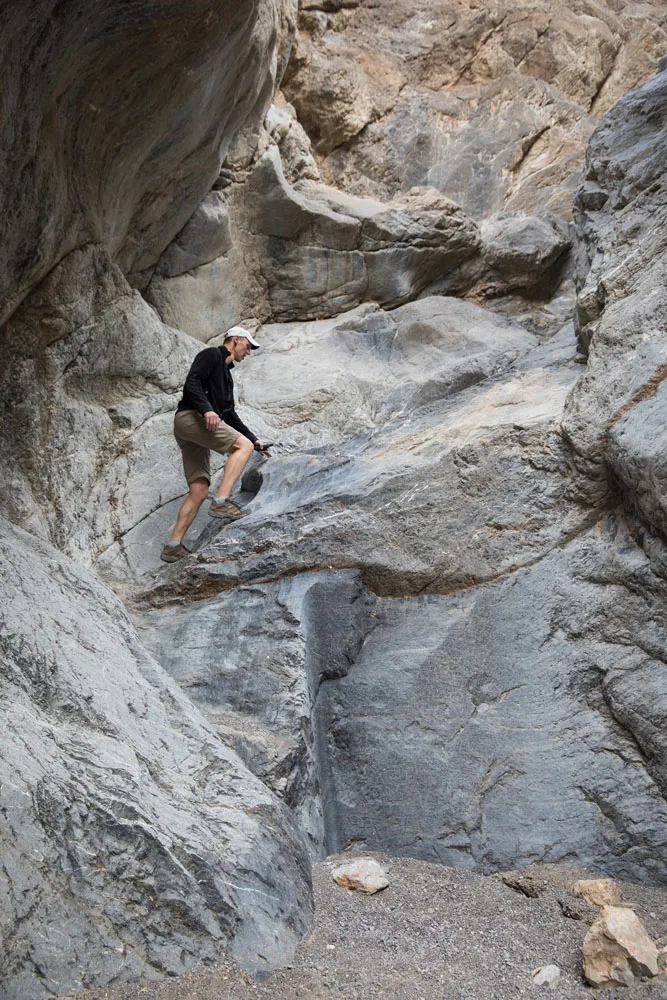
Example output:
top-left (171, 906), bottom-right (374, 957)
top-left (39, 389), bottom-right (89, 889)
top-left (1, 1), bottom-right (666, 997)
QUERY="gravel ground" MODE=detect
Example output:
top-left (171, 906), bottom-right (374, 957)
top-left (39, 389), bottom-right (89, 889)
top-left (56, 856), bottom-right (667, 1000)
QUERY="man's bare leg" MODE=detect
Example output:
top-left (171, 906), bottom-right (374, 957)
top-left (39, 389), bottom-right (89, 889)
top-left (169, 478), bottom-right (209, 543)
top-left (215, 437), bottom-right (254, 500)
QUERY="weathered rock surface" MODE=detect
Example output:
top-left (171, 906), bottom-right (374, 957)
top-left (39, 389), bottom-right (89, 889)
top-left (128, 306), bottom-right (667, 882)
top-left (562, 68), bottom-right (667, 526)
top-left (146, 142), bottom-right (486, 335)
top-left (0, 518), bottom-right (312, 1000)
top-left (137, 512), bottom-right (667, 881)
top-left (283, 0), bottom-right (667, 217)
top-left (3, 7), bottom-right (667, 1000)
top-left (0, 245), bottom-right (207, 565)
top-left (105, 302), bottom-right (582, 588)
top-left (583, 906), bottom-right (660, 986)
top-left (0, 0), bottom-right (296, 327)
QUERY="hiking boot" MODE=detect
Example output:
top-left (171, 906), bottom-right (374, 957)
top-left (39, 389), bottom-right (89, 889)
top-left (160, 543), bottom-right (191, 563)
top-left (208, 498), bottom-right (247, 520)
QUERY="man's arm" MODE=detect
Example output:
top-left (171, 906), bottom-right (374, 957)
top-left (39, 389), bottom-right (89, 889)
top-left (223, 408), bottom-right (258, 445)
top-left (182, 348), bottom-right (218, 416)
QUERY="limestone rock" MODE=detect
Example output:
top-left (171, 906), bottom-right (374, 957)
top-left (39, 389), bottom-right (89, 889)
top-left (478, 212), bottom-right (571, 294)
top-left (0, 245), bottom-right (205, 562)
top-left (0, 0), bottom-right (297, 327)
top-left (583, 906), bottom-right (659, 987)
top-left (155, 191), bottom-right (234, 279)
top-left (265, 101), bottom-right (321, 183)
top-left (111, 300), bottom-right (584, 587)
top-left (332, 859), bottom-right (389, 894)
top-left (129, 320), bottom-right (667, 881)
top-left (573, 878), bottom-right (621, 909)
top-left (136, 514), bottom-right (667, 881)
top-left (147, 146), bottom-right (483, 336)
top-left (284, 0), bottom-right (666, 217)
top-left (532, 964), bottom-right (561, 988)
top-left (562, 68), bottom-right (667, 519)
top-left (283, 36), bottom-right (405, 155)
top-left (0, 517), bottom-right (312, 1000)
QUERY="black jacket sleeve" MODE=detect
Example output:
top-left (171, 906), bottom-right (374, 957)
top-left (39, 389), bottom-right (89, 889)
top-left (224, 408), bottom-right (258, 445)
top-left (182, 348), bottom-right (218, 416)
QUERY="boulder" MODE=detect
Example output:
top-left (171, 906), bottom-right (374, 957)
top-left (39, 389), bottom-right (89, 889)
top-left (479, 212), bottom-right (571, 294)
top-left (583, 906), bottom-right (659, 987)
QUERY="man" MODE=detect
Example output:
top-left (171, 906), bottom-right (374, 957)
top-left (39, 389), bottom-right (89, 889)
top-left (160, 326), bottom-right (269, 563)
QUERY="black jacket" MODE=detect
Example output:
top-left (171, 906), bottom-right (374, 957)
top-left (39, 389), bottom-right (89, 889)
top-left (177, 346), bottom-right (257, 443)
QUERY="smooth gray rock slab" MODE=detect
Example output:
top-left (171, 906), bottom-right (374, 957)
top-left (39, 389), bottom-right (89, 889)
top-left (105, 299), bottom-right (584, 588)
top-left (137, 571), bottom-right (373, 853)
top-left (0, 518), bottom-right (312, 1000)
top-left (318, 515), bottom-right (667, 878)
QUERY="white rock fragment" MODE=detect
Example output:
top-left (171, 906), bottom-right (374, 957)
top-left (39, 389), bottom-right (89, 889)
top-left (583, 906), bottom-right (659, 987)
top-left (332, 858), bottom-right (389, 894)
top-left (532, 964), bottom-right (561, 988)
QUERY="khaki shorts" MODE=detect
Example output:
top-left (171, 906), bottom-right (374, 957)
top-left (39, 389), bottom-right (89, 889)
top-left (174, 409), bottom-right (240, 485)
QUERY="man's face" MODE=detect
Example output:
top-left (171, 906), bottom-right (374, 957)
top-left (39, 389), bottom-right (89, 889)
top-left (230, 336), bottom-right (252, 362)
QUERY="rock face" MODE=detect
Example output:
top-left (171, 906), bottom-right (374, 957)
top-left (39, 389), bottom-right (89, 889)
top-left (562, 69), bottom-right (667, 518)
top-left (0, 518), bottom-right (312, 1000)
top-left (0, 1), bottom-right (296, 326)
top-left (3, 3), bottom-right (667, 999)
top-left (137, 516), bottom-right (667, 881)
top-left (283, 0), bottom-right (667, 217)
top-left (0, 0), bottom-right (297, 560)
top-left (145, 135), bottom-right (571, 341)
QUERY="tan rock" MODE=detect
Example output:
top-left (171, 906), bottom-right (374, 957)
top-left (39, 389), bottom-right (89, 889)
top-left (283, 0), bottom-right (667, 216)
top-left (332, 858), bottom-right (389, 894)
top-left (583, 906), bottom-right (659, 987)
top-left (573, 877), bottom-right (621, 908)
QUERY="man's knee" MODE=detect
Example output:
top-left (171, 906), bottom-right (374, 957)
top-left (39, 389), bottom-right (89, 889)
top-left (233, 436), bottom-right (254, 459)
top-left (189, 478), bottom-right (209, 501)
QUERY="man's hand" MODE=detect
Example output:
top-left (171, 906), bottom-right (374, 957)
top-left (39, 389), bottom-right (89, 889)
top-left (254, 439), bottom-right (272, 456)
top-left (204, 411), bottom-right (221, 432)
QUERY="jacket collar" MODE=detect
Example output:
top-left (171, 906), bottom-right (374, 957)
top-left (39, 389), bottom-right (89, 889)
top-left (220, 345), bottom-right (234, 369)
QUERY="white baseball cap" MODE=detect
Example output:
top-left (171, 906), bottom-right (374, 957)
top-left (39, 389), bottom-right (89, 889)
top-left (226, 325), bottom-right (260, 349)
